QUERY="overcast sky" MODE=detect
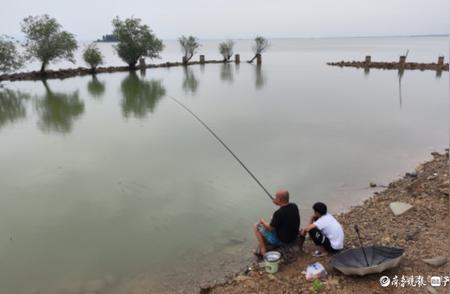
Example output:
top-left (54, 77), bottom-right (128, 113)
top-left (1, 0), bottom-right (448, 40)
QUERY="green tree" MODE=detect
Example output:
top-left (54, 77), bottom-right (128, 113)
top-left (83, 43), bottom-right (103, 71)
top-left (179, 35), bottom-right (200, 63)
top-left (0, 36), bottom-right (23, 73)
top-left (218, 40), bottom-right (234, 61)
top-left (248, 36), bottom-right (269, 63)
top-left (21, 15), bottom-right (78, 74)
top-left (112, 17), bottom-right (164, 69)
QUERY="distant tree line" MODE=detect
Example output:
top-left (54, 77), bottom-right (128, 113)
top-left (0, 14), bottom-right (269, 76)
top-left (97, 34), bottom-right (118, 42)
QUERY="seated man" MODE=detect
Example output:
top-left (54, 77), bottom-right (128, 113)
top-left (253, 190), bottom-right (300, 256)
top-left (301, 202), bottom-right (344, 256)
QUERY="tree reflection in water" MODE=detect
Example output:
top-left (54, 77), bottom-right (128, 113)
top-left (35, 80), bottom-right (85, 133)
top-left (121, 72), bottom-right (166, 118)
top-left (87, 75), bottom-right (105, 98)
top-left (182, 66), bottom-right (199, 95)
top-left (220, 63), bottom-right (234, 83)
top-left (0, 88), bottom-right (30, 130)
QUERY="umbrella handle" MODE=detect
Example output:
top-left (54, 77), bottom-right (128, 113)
top-left (354, 225), bottom-right (370, 267)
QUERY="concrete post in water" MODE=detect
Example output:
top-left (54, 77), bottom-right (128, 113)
top-left (199, 55), bottom-right (205, 64)
top-left (437, 56), bottom-right (444, 67)
top-left (365, 55), bottom-right (371, 66)
top-left (139, 58), bottom-right (146, 70)
top-left (235, 54), bottom-right (240, 64)
top-left (256, 54), bottom-right (262, 65)
top-left (399, 56), bottom-right (406, 68)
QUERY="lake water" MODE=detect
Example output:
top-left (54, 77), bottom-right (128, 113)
top-left (0, 37), bottom-right (448, 293)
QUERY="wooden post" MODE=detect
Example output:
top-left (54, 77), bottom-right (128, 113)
top-left (139, 58), bottom-right (146, 70)
top-left (199, 55), bottom-right (205, 64)
top-left (256, 54), bottom-right (262, 65)
top-left (235, 54), bottom-right (240, 64)
top-left (365, 55), bottom-right (371, 65)
top-left (437, 56), bottom-right (444, 66)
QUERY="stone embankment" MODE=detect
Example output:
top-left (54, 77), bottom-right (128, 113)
top-left (328, 56), bottom-right (449, 72)
top-left (0, 59), bottom-right (227, 82)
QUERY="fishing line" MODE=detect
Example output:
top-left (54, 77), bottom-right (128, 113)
top-left (167, 95), bottom-right (274, 201)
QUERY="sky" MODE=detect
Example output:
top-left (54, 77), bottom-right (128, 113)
top-left (0, 0), bottom-right (448, 40)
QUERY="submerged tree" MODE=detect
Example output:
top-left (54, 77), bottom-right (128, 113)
top-left (21, 15), bottom-right (78, 74)
top-left (218, 40), bottom-right (234, 62)
top-left (120, 72), bottom-right (166, 118)
top-left (179, 35), bottom-right (200, 64)
top-left (248, 36), bottom-right (269, 63)
top-left (0, 36), bottom-right (23, 73)
top-left (112, 17), bottom-right (164, 70)
top-left (35, 81), bottom-right (84, 133)
top-left (83, 43), bottom-right (103, 72)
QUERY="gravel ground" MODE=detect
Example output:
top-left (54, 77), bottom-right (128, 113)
top-left (206, 151), bottom-right (449, 294)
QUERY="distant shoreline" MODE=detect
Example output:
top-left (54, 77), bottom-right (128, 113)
top-left (7, 34), bottom-right (447, 43)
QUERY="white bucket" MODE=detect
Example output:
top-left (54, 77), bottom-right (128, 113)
top-left (264, 251), bottom-right (281, 274)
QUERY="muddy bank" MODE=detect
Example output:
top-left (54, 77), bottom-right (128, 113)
top-left (0, 60), bottom-right (226, 82)
top-left (327, 60), bottom-right (449, 72)
top-left (206, 150), bottom-right (449, 293)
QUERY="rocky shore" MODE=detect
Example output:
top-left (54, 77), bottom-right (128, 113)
top-left (327, 60), bottom-right (449, 72)
top-left (205, 150), bottom-right (449, 294)
top-left (0, 60), bottom-right (226, 82)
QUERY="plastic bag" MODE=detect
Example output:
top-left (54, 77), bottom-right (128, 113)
top-left (305, 262), bottom-right (328, 280)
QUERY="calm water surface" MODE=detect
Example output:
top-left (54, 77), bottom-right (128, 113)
top-left (0, 37), bottom-right (448, 293)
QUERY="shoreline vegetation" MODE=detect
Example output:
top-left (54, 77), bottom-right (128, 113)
top-left (0, 15), bottom-right (268, 82)
top-left (203, 150), bottom-right (449, 294)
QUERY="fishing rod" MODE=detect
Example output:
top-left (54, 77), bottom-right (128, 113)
top-left (167, 95), bottom-right (274, 201)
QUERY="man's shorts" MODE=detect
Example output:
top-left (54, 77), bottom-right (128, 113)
top-left (256, 223), bottom-right (283, 246)
top-left (308, 227), bottom-right (340, 253)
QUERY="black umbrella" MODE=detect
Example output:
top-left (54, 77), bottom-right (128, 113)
top-left (331, 225), bottom-right (404, 276)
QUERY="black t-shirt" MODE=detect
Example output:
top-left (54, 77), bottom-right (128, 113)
top-left (270, 203), bottom-right (300, 243)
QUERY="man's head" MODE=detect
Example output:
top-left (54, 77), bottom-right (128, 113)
top-left (312, 202), bottom-right (327, 218)
top-left (273, 190), bottom-right (289, 206)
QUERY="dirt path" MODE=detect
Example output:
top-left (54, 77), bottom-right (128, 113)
top-left (206, 151), bottom-right (449, 294)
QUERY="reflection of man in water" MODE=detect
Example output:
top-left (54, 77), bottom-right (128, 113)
top-left (253, 190), bottom-right (300, 256)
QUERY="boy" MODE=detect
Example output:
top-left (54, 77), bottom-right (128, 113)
top-left (300, 202), bottom-right (344, 256)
